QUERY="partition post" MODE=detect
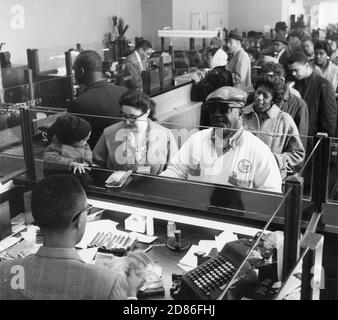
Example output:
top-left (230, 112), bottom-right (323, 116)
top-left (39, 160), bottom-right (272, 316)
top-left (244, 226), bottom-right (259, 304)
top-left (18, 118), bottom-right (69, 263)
top-left (282, 176), bottom-right (303, 281)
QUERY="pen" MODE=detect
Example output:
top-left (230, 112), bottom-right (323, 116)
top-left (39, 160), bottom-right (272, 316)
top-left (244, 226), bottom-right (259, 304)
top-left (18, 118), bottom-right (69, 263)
top-left (98, 233), bottom-right (110, 247)
top-left (94, 233), bottom-right (106, 247)
top-left (111, 235), bottom-right (121, 249)
top-left (102, 233), bottom-right (112, 248)
top-left (116, 235), bottom-right (126, 249)
top-left (122, 235), bottom-right (130, 250)
top-left (89, 232), bottom-right (101, 247)
top-left (107, 234), bottom-right (117, 250)
top-left (143, 245), bottom-right (153, 253)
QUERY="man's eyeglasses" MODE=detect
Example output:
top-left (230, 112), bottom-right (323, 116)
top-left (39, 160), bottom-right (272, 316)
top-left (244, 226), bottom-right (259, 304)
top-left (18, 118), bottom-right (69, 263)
top-left (72, 204), bottom-right (93, 222)
top-left (207, 102), bottom-right (242, 115)
top-left (121, 111), bottom-right (146, 121)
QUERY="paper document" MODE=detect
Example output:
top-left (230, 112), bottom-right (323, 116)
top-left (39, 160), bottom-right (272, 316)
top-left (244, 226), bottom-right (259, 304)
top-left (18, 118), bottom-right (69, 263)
top-left (77, 247), bottom-right (98, 264)
top-left (215, 231), bottom-right (238, 252)
top-left (179, 245), bottom-right (199, 268)
top-left (131, 232), bottom-right (157, 244)
top-left (77, 220), bottom-right (119, 249)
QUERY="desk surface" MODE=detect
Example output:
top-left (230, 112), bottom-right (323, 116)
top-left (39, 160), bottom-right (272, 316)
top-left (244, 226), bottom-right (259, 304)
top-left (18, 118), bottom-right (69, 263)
top-left (104, 210), bottom-right (222, 300)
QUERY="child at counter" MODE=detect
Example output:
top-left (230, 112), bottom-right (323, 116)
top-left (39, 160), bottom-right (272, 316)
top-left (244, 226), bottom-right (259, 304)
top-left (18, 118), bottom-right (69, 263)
top-left (42, 114), bottom-right (93, 184)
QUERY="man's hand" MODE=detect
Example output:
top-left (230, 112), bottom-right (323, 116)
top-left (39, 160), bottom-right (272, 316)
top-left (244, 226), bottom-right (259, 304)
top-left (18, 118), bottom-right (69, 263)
top-left (70, 162), bottom-right (91, 174)
top-left (125, 250), bottom-right (153, 297)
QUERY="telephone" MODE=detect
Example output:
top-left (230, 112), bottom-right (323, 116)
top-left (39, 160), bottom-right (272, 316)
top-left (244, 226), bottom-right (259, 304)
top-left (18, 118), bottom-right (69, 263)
top-left (180, 239), bottom-right (257, 300)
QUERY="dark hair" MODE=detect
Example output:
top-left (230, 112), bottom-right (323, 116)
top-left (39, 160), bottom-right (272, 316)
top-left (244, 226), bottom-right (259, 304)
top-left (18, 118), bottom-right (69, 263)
top-left (254, 75), bottom-right (286, 103)
top-left (259, 62), bottom-right (286, 79)
top-left (314, 40), bottom-right (332, 56)
top-left (31, 175), bottom-right (86, 231)
top-left (288, 51), bottom-right (309, 65)
top-left (287, 31), bottom-right (303, 41)
top-left (73, 50), bottom-right (102, 84)
top-left (119, 89), bottom-right (156, 120)
top-left (135, 40), bottom-right (152, 51)
top-left (73, 50), bottom-right (102, 71)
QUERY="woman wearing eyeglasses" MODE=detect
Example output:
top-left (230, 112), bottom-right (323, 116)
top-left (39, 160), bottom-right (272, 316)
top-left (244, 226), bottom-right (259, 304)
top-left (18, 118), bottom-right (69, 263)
top-left (93, 90), bottom-right (178, 175)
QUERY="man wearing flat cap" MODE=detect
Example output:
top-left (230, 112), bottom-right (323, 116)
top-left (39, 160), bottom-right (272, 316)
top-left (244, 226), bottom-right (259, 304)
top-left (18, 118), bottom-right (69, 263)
top-left (161, 87), bottom-right (282, 193)
top-left (226, 30), bottom-right (252, 90)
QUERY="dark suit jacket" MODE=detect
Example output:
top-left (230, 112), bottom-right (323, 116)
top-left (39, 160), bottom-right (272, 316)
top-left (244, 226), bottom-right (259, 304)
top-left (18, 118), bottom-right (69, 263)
top-left (68, 81), bottom-right (127, 148)
top-left (122, 52), bottom-right (144, 90)
top-left (278, 49), bottom-right (291, 69)
top-left (294, 71), bottom-right (337, 137)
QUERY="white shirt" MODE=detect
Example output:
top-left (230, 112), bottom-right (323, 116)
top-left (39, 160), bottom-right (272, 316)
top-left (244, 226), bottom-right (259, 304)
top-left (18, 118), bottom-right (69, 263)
top-left (135, 51), bottom-right (144, 71)
top-left (276, 49), bottom-right (285, 62)
top-left (161, 127), bottom-right (282, 193)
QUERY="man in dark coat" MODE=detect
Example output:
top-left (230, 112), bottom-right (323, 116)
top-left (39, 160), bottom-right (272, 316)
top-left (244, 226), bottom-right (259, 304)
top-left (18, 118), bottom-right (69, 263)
top-left (122, 40), bottom-right (153, 90)
top-left (68, 50), bottom-right (127, 148)
top-left (288, 51), bottom-right (337, 137)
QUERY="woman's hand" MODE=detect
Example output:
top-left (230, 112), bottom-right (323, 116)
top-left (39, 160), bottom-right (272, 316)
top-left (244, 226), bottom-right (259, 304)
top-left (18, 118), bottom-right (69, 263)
top-left (70, 162), bottom-right (91, 174)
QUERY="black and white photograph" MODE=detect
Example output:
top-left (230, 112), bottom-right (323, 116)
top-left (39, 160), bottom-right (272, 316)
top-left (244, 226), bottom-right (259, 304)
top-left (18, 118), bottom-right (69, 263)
top-left (1, 0), bottom-right (338, 308)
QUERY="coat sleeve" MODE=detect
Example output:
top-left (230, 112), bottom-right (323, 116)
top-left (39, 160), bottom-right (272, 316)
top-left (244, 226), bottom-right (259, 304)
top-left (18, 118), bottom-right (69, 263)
top-left (231, 52), bottom-right (250, 86)
top-left (319, 80), bottom-right (337, 137)
top-left (273, 115), bottom-right (305, 177)
top-left (93, 133), bottom-right (108, 167)
top-left (43, 144), bottom-right (73, 171)
top-left (122, 62), bottom-right (142, 90)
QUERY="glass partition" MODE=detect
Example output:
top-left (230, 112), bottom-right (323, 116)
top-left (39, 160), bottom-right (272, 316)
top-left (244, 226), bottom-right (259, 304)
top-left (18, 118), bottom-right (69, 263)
top-left (328, 137), bottom-right (338, 202)
top-left (0, 100), bottom-right (24, 178)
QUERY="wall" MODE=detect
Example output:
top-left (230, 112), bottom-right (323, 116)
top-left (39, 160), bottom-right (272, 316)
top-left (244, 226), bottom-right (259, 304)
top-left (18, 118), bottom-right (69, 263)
top-left (0, 0), bottom-right (142, 65)
top-left (141, 0), bottom-right (173, 51)
top-left (172, 0), bottom-right (229, 49)
top-left (228, 0), bottom-right (283, 33)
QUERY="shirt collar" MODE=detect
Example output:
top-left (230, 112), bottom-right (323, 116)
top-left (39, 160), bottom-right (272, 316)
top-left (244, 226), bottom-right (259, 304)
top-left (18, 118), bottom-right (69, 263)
top-left (211, 126), bottom-right (244, 150)
top-left (35, 246), bottom-right (84, 262)
top-left (135, 51), bottom-right (144, 71)
top-left (243, 103), bottom-right (280, 118)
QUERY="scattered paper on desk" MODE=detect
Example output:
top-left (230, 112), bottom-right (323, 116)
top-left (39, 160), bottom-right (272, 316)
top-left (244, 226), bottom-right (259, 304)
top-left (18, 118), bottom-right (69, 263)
top-left (215, 231), bottom-right (238, 252)
top-left (77, 220), bottom-right (119, 249)
top-left (21, 225), bottom-right (40, 243)
top-left (0, 237), bottom-right (21, 253)
top-left (131, 232), bottom-right (157, 244)
top-left (77, 247), bottom-right (98, 264)
top-left (178, 263), bottom-right (195, 273)
top-left (198, 240), bottom-right (217, 255)
top-left (179, 245), bottom-right (199, 269)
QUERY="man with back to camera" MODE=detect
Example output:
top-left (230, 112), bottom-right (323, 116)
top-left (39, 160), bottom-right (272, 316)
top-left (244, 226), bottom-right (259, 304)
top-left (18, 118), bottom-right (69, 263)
top-left (0, 174), bottom-right (148, 300)
top-left (288, 51), bottom-right (337, 137)
top-left (68, 50), bottom-right (127, 149)
top-left (225, 30), bottom-right (252, 90)
top-left (122, 40), bottom-right (153, 91)
top-left (160, 87), bottom-right (282, 193)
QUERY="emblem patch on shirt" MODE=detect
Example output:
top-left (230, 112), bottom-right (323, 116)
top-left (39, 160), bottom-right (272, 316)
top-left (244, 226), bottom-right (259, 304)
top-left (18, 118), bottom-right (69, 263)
top-left (238, 159), bottom-right (252, 173)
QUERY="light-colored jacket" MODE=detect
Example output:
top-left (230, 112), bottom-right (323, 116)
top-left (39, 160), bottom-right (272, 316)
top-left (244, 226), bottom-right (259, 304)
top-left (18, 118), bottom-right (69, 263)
top-left (93, 119), bottom-right (178, 175)
top-left (226, 48), bottom-right (252, 90)
top-left (243, 103), bottom-right (305, 178)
